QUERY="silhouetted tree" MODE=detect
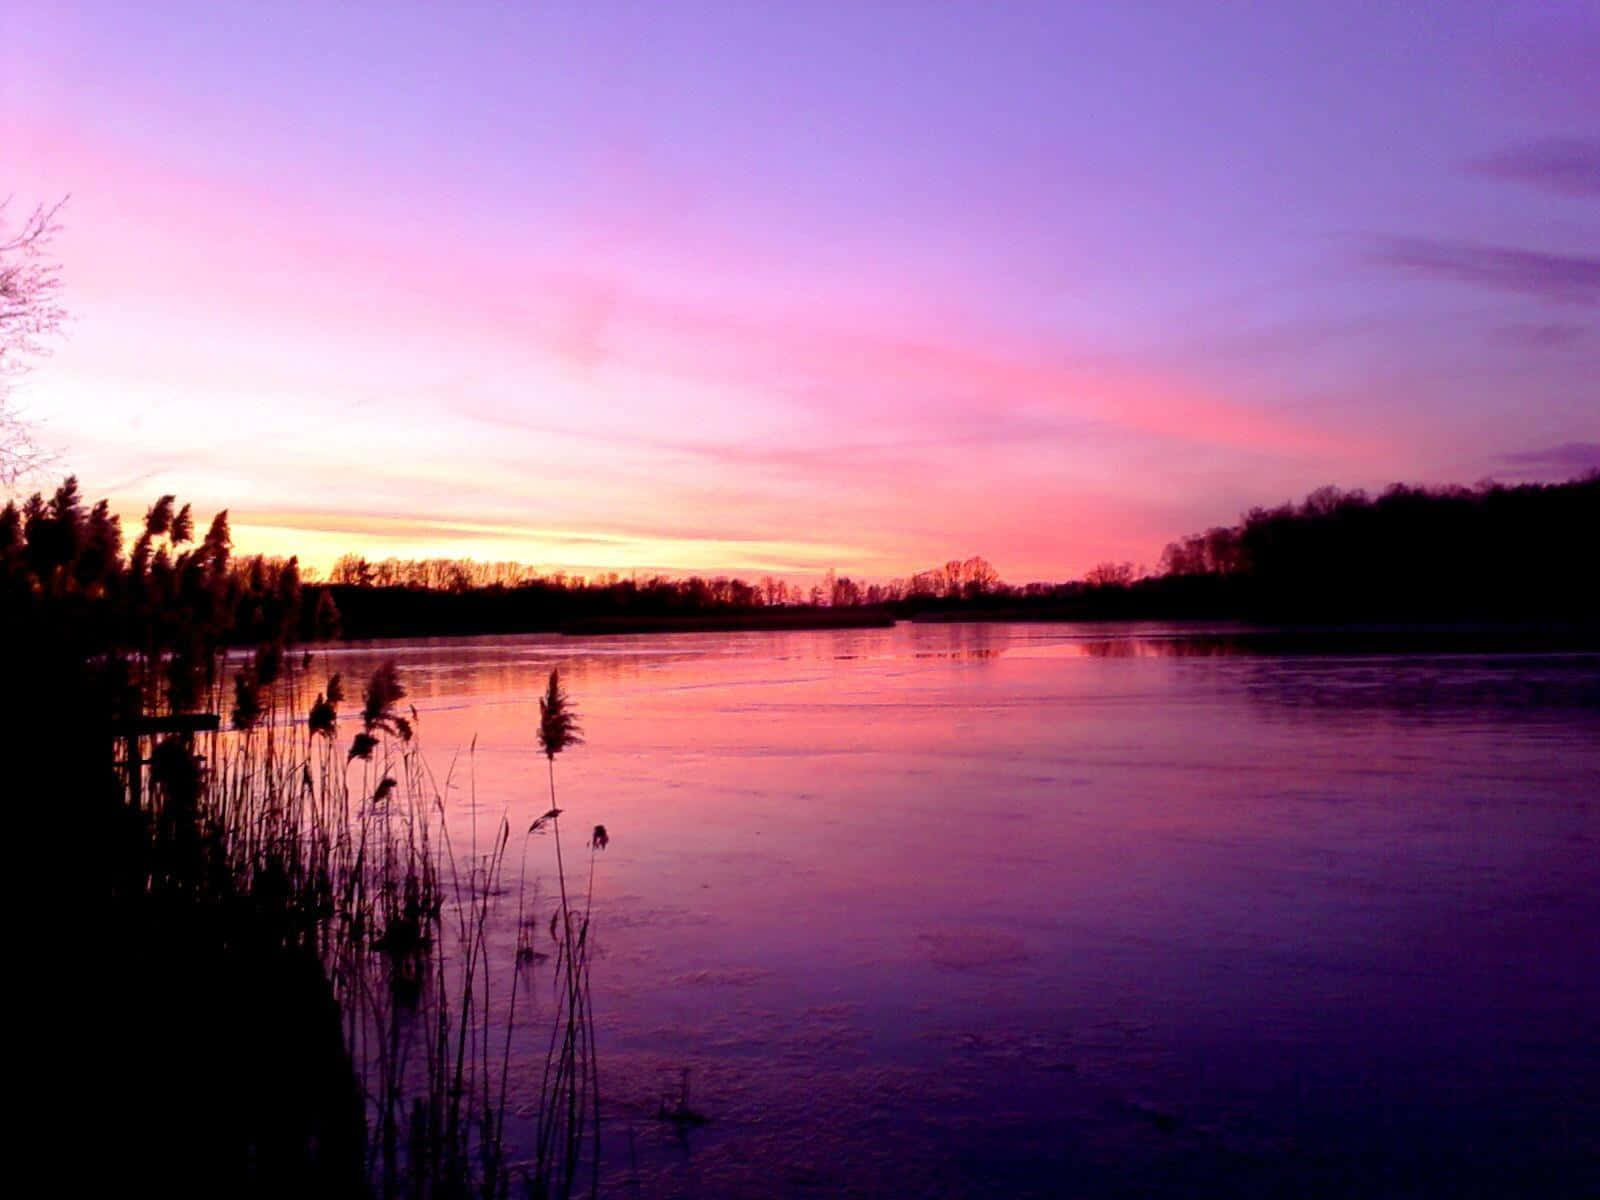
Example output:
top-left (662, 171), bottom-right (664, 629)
top-left (1156, 475), bottom-right (1599, 620)
top-left (1085, 561), bottom-right (1136, 587)
top-left (961, 555), bottom-right (999, 597)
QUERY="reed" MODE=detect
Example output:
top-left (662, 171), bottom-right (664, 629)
top-left (12, 479), bottom-right (606, 1196)
top-left (525, 668), bottom-right (604, 1200)
top-left (139, 655), bottom-right (607, 1198)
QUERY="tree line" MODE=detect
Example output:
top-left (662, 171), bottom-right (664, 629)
top-left (321, 475), bottom-right (1598, 630)
top-left (8, 474), bottom-right (1594, 651)
top-left (1149, 475), bottom-right (1598, 621)
top-left (326, 552), bottom-right (1006, 607)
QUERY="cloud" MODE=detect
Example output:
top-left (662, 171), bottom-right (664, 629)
top-left (1469, 138), bottom-right (1600, 198)
top-left (1497, 442), bottom-right (1600, 474)
top-left (1495, 322), bottom-right (1589, 350)
top-left (456, 401), bottom-right (1088, 481)
top-left (236, 512), bottom-right (631, 545)
top-left (229, 507), bottom-right (871, 565)
top-left (1369, 237), bottom-right (1600, 305)
top-left (460, 276), bottom-right (1359, 461)
top-left (21, 118), bottom-right (1374, 581)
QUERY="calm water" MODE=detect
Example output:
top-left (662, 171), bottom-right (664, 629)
top-left (322, 623), bottom-right (1600, 1198)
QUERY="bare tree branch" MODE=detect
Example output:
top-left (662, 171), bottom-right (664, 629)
top-left (1, 195), bottom-right (69, 485)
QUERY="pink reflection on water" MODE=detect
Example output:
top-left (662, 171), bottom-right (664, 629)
top-left (300, 624), bottom-right (1600, 1195)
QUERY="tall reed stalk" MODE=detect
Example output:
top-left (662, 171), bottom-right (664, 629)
top-left (527, 669), bottom-right (604, 1200)
top-left (128, 653), bottom-right (606, 1199)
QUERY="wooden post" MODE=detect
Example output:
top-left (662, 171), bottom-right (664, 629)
top-left (109, 713), bottom-right (222, 808)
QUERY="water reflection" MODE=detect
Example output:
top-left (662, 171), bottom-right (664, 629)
top-left (299, 622), bottom-right (1599, 1197)
top-left (1241, 653), bottom-right (1600, 716)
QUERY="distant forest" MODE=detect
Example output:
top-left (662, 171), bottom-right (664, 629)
top-left (1143, 474), bottom-right (1598, 623)
top-left (6, 474), bottom-right (1596, 650)
top-left (314, 474), bottom-right (1599, 634)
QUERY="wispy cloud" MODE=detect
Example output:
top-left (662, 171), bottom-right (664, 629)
top-left (228, 508), bottom-right (875, 572)
top-left (1497, 442), bottom-right (1600, 474)
top-left (459, 278), bottom-right (1361, 461)
top-left (1495, 322), bottom-right (1589, 350)
top-left (1469, 138), bottom-right (1600, 199)
top-left (1369, 237), bottom-right (1600, 306)
top-left (237, 512), bottom-right (636, 546)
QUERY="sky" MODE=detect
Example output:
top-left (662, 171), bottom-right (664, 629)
top-left (4, 1), bottom-right (1598, 582)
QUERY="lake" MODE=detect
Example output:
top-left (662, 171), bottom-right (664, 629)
top-left (317, 622), bottom-right (1600, 1198)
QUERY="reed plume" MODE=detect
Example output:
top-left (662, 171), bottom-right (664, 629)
top-left (538, 668), bottom-right (583, 759)
top-left (524, 667), bottom-right (604, 1198)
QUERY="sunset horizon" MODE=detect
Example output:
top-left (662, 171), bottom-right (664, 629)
top-left (7, 2), bottom-right (1595, 580)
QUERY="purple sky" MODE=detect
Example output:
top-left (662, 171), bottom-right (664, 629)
top-left (5, 1), bottom-right (1597, 580)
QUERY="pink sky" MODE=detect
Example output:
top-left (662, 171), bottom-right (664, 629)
top-left (6, 2), bottom-right (1596, 582)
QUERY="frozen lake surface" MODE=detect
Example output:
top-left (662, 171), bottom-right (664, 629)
top-left (321, 622), bottom-right (1600, 1197)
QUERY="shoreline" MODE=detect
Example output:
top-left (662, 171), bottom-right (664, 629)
top-left (315, 614), bottom-right (1600, 654)
top-left (558, 607), bottom-right (897, 635)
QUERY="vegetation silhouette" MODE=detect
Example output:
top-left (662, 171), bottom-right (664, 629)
top-left (308, 475), bottom-right (1599, 639)
top-left (9, 477), bottom-right (606, 1198)
top-left (10, 466), bottom-right (1595, 1195)
top-left (10, 471), bottom-right (1595, 655)
top-left (1149, 475), bottom-right (1599, 622)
